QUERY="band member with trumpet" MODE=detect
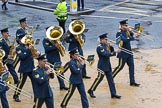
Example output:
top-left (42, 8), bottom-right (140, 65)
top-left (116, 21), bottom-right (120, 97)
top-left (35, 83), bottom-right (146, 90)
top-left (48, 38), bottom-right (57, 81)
top-left (32, 54), bottom-right (54, 108)
top-left (0, 49), bottom-right (9, 108)
top-left (87, 33), bottom-right (121, 99)
top-left (13, 33), bottom-right (40, 102)
top-left (112, 19), bottom-right (140, 87)
top-left (43, 26), bottom-right (68, 90)
top-left (60, 47), bottom-right (89, 108)
top-left (65, 19), bottom-right (90, 79)
top-left (0, 28), bottom-right (19, 84)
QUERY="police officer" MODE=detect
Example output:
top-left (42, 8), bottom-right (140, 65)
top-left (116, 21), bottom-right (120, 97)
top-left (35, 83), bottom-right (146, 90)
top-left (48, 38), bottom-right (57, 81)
top-left (43, 27), bottom-right (68, 90)
top-left (65, 26), bottom-right (90, 79)
top-left (0, 28), bottom-right (19, 84)
top-left (53, 0), bottom-right (68, 33)
top-left (87, 33), bottom-right (121, 99)
top-left (0, 66), bottom-right (9, 108)
top-left (112, 19), bottom-right (140, 87)
top-left (13, 33), bottom-right (39, 102)
top-left (32, 54), bottom-right (54, 108)
top-left (60, 48), bottom-right (89, 108)
top-left (13, 18), bottom-right (28, 68)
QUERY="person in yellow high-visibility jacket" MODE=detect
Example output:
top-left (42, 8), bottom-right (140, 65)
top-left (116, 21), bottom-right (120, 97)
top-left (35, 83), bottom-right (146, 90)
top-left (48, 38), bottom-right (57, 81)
top-left (54, 0), bottom-right (68, 33)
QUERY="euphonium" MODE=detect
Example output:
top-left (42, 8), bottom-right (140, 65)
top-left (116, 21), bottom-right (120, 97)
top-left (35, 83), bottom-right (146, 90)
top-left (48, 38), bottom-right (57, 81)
top-left (46, 25), bottom-right (65, 57)
top-left (69, 20), bottom-right (85, 48)
top-left (21, 35), bottom-right (39, 58)
top-left (0, 49), bottom-right (6, 73)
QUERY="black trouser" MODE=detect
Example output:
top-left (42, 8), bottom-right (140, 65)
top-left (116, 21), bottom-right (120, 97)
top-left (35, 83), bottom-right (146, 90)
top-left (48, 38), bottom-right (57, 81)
top-left (33, 96), bottom-right (54, 108)
top-left (77, 0), bottom-right (84, 9)
top-left (57, 19), bottom-right (66, 33)
top-left (14, 72), bottom-right (34, 96)
top-left (2, 2), bottom-right (7, 10)
top-left (61, 83), bottom-right (89, 108)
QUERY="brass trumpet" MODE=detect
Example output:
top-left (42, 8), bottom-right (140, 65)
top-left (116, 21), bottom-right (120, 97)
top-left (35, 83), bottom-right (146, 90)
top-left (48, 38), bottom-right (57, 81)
top-left (46, 25), bottom-right (66, 57)
top-left (69, 20), bottom-right (85, 48)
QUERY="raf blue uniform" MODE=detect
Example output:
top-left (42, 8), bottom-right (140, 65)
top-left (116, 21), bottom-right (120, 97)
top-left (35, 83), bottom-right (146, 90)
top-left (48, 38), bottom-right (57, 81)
top-left (87, 34), bottom-right (120, 99)
top-left (13, 43), bottom-right (35, 102)
top-left (13, 18), bottom-right (27, 68)
top-left (32, 57), bottom-right (54, 108)
top-left (0, 76), bottom-right (9, 108)
top-left (112, 19), bottom-right (140, 86)
top-left (65, 31), bottom-right (89, 78)
top-left (61, 48), bottom-right (89, 108)
top-left (43, 37), bottom-right (67, 90)
top-left (0, 28), bottom-right (19, 84)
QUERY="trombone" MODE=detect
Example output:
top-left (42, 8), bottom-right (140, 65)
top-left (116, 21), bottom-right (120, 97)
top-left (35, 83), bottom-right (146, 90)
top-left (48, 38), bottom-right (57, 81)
top-left (108, 39), bottom-right (134, 56)
top-left (129, 23), bottom-right (154, 41)
top-left (46, 62), bottom-right (69, 83)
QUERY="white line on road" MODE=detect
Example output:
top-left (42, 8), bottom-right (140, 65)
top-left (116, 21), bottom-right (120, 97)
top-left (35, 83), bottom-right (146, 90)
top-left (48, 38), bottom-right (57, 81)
top-left (81, 15), bottom-right (162, 23)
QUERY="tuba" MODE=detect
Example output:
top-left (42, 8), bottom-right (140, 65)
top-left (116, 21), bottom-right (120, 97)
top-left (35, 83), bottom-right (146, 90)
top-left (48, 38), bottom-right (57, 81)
top-left (21, 34), bottom-right (39, 58)
top-left (69, 20), bottom-right (85, 48)
top-left (46, 25), bottom-right (65, 57)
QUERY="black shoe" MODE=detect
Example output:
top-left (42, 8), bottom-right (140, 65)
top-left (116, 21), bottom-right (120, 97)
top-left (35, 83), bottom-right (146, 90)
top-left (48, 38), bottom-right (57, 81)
top-left (83, 76), bottom-right (91, 79)
top-left (130, 82), bottom-right (140, 87)
top-left (13, 95), bottom-right (21, 102)
top-left (87, 89), bottom-right (96, 98)
top-left (60, 87), bottom-right (69, 90)
top-left (14, 80), bottom-right (19, 84)
top-left (61, 105), bottom-right (66, 108)
top-left (111, 95), bottom-right (121, 99)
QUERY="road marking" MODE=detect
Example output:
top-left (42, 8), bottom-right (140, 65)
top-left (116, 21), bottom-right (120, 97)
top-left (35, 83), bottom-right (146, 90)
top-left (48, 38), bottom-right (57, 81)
top-left (81, 15), bottom-right (162, 23)
top-left (99, 0), bottom-right (130, 11)
top-left (99, 0), bottom-right (162, 17)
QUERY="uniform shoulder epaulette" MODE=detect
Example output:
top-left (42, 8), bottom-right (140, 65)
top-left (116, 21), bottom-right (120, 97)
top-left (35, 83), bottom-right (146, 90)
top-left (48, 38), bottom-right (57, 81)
top-left (0, 38), bottom-right (3, 41)
top-left (33, 67), bottom-right (38, 71)
top-left (97, 44), bottom-right (102, 47)
top-left (118, 30), bottom-right (121, 32)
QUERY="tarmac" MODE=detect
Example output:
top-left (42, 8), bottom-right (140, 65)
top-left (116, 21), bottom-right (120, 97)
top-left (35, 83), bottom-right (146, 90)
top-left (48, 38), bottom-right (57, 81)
top-left (1, 0), bottom-right (162, 53)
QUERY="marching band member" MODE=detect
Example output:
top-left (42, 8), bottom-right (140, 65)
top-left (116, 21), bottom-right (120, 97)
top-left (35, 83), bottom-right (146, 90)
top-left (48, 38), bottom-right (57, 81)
top-left (32, 54), bottom-right (54, 108)
top-left (13, 18), bottom-right (28, 68)
top-left (87, 33), bottom-right (121, 99)
top-left (65, 23), bottom-right (90, 79)
top-left (0, 28), bottom-right (19, 84)
top-left (0, 64), bottom-right (9, 108)
top-left (43, 27), bottom-right (68, 90)
top-left (60, 48), bottom-right (89, 108)
top-left (13, 33), bottom-right (39, 102)
top-left (112, 19), bottom-right (140, 87)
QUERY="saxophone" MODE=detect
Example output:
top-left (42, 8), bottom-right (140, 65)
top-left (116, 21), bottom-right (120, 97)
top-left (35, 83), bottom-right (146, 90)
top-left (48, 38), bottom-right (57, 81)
top-left (9, 37), bottom-right (16, 60)
top-left (0, 49), bottom-right (5, 73)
